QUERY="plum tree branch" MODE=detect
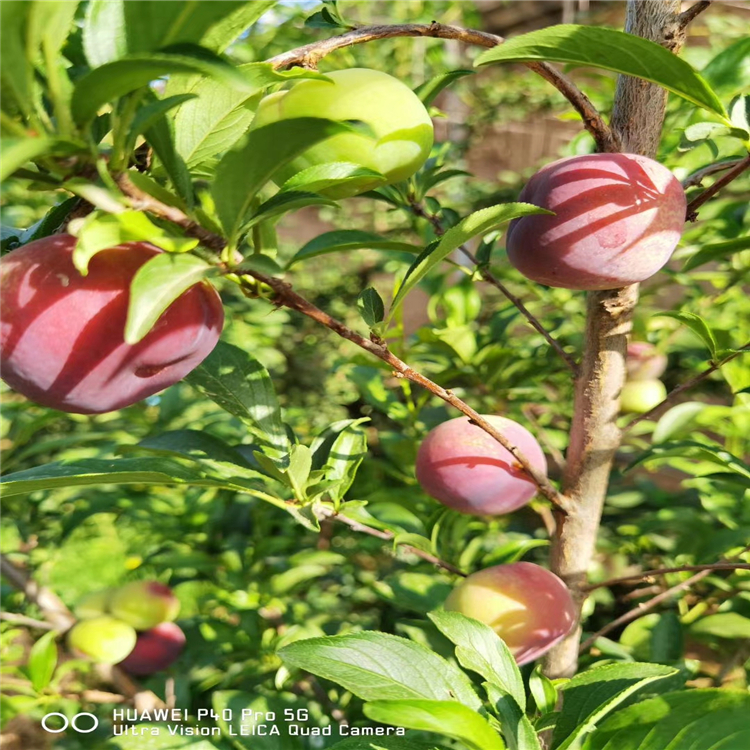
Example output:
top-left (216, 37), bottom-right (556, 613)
top-left (267, 22), bottom-right (618, 153)
top-left (624, 342), bottom-right (750, 431)
top-left (678, 0), bottom-right (713, 28)
top-left (585, 562), bottom-right (750, 591)
top-left (681, 158), bottom-right (746, 190)
top-left (685, 154), bottom-right (750, 220)
top-left (408, 199), bottom-right (579, 374)
top-left (115, 173), bottom-right (570, 513)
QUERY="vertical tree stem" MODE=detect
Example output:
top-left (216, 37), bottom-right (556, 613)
top-left (543, 0), bottom-right (684, 678)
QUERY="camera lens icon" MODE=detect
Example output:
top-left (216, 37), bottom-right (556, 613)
top-left (41, 712), bottom-right (99, 733)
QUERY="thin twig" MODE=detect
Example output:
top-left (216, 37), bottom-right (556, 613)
top-left (0, 611), bottom-right (56, 630)
top-left (116, 173), bottom-right (571, 513)
top-left (685, 154), bottom-right (750, 221)
top-left (323, 508), bottom-right (466, 577)
top-left (681, 158), bottom-right (745, 190)
top-left (585, 562), bottom-right (750, 591)
top-left (624, 343), bottom-right (750, 430)
top-left (580, 569), bottom-right (711, 651)
top-left (678, 0), bottom-right (713, 28)
top-left (408, 199), bottom-right (579, 374)
top-left (267, 22), bottom-right (618, 153)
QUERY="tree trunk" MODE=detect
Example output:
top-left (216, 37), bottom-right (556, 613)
top-left (543, 0), bottom-right (684, 679)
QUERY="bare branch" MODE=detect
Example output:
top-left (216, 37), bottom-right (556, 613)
top-left (624, 342), bottom-right (750, 431)
top-left (115, 173), bottom-right (572, 514)
top-left (678, 0), bottom-right (713, 29)
top-left (0, 611), bottom-right (56, 630)
top-left (267, 22), bottom-right (618, 153)
top-left (408, 199), bottom-right (579, 374)
top-left (686, 154), bottom-right (750, 221)
top-left (320, 508), bottom-right (466, 577)
top-left (580, 568), bottom-right (711, 651)
top-left (585, 562), bottom-right (750, 591)
top-left (681, 158), bottom-right (745, 190)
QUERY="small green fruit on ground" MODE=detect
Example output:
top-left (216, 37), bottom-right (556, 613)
top-left (626, 341), bottom-right (668, 381)
top-left (415, 416), bottom-right (547, 515)
top-left (109, 581), bottom-right (180, 630)
top-left (506, 153), bottom-right (686, 290)
top-left (118, 622), bottom-right (186, 676)
top-left (252, 68), bottom-right (434, 198)
top-left (620, 379), bottom-right (667, 413)
top-left (74, 589), bottom-right (113, 619)
top-left (444, 562), bottom-right (576, 665)
top-left (67, 616), bottom-right (137, 664)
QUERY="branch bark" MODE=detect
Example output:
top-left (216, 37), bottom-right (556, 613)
top-left (585, 562), bottom-right (750, 591)
top-left (543, 0), bottom-right (685, 679)
top-left (267, 22), bottom-right (618, 153)
top-left (685, 154), bottom-right (750, 221)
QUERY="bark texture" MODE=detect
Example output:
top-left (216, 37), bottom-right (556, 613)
top-left (543, 0), bottom-right (684, 678)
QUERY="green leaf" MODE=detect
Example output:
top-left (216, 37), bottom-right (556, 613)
top-left (125, 93), bottom-right (197, 156)
top-left (529, 665), bottom-right (558, 716)
top-left (583, 689), bottom-right (750, 750)
top-left (136, 430), bottom-right (258, 471)
top-left (72, 211), bottom-right (198, 273)
top-left (279, 632), bottom-right (482, 710)
top-left (414, 70), bottom-right (474, 106)
top-left (125, 253), bottom-right (217, 345)
top-left (357, 288), bottom-right (385, 328)
top-left (485, 685), bottom-right (542, 750)
top-left (213, 118), bottom-right (350, 243)
top-left (281, 161), bottom-right (387, 196)
top-left (682, 235), bottom-right (750, 271)
top-left (551, 662), bottom-right (678, 750)
top-left (702, 37), bottom-right (750, 98)
top-left (11, 197), bottom-right (79, 245)
top-left (0, 138), bottom-right (54, 181)
top-left (173, 63), bottom-right (327, 170)
top-left (428, 611), bottom-right (525, 711)
top-left (475, 25), bottom-right (727, 120)
top-left (0, 457), bottom-right (221, 497)
top-left (364, 700), bottom-right (505, 750)
top-left (389, 203), bottom-right (549, 321)
top-left (28, 631), bottom-right (58, 693)
top-left (656, 311), bottom-right (718, 360)
top-left (691, 612), bottom-right (750, 639)
top-left (287, 229), bottom-right (419, 268)
top-left (628, 440), bottom-right (750, 478)
top-left (243, 191), bottom-right (337, 231)
top-left (308, 419), bottom-right (369, 503)
top-left (652, 402), bottom-right (706, 443)
top-left (682, 121), bottom-right (748, 144)
top-left (1, 2), bottom-right (34, 119)
top-left (184, 341), bottom-right (288, 458)
top-left (71, 49), bottom-right (251, 125)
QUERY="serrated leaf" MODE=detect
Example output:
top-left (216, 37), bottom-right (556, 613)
top-left (71, 49), bottom-right (251, 125)
top-left (683, 121), bottom-right (748, 144)
top-left (125, 93), bottom-right (197, 157)
top-left (485, 684), bottom-right (541, 750)
top-left (682, 235), bottom-right (750, 271)
top-left (583, 689), bottom-right (750, 750)
top-left (475, 25), bottom-right (727, 120)
top-left (357, 288), bottom-right (385, 328)
top-left (428, 611), bottom-right (525, 711)
top-left (656, 311), bottom-right (718, 359)
top-left (388, 203), bottom-right (549, 322)
top-left (551, 662), bottom-right (678, 750)
top-left (702, 37), bottom-right (750, 98)
top-left (529, 665), bottom-right (558, 716)
top-left (309, 419), bottom-right (368, 503)
top-left (213, 118), bottom-right (350, 243)
top-left (279, 632), bottom-right (482, 710)
top-left (125, 253), bottom-right (217, 344)
top-left (288, 229), bottom-right (419, 268)
top-left (243, 191), bottom-right (337, 231)
top-left (28, 631), bottom-right (58, 693)
top-left (364, 700), bottom-right (505, 750)
top-left (628, 440), bottom-right (750, 478)
top-left (281, 161), bottom-right (387, 196)
top-left (185, 341), bottom-right (288, 457)
top-left (414, 70), bottom-right (474, 106)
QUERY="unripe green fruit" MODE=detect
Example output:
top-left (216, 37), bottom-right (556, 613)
top-left (444, 562), bottom-right (576, 665)
top-left (252, 68), bottom-right (434, 198)
top-left (74, 589), bottom-right (113, 619)
top-left (67, 616), bottom-right (137, 664)
top-left (109, 581), bottom-right (180, 631)
top-left (620, 379), bottom-right (667, 413)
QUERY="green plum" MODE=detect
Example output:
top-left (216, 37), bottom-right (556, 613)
top-left (67, 616), bottom-right (137, 664)
top-left (620, 379), bottom-right (667, 413)
top-left (109, 581), bottom-right (180, 631)
top-left (252, 68), bottom-right (434, 198)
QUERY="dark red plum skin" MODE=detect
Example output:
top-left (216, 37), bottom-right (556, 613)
top-left (506, 153), bottom-right (686, 290)
top-left (415, 416), bottom-right (547, 515)
top-left (118, 622), bottom-right (186, 676)
top-left (0, 235), bottom-right (223, 413)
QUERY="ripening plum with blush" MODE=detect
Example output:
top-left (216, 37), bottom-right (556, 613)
top-left (506, 153), bottom-right (686, 290)
top-left (626, 341), bottom-right (667, 381)
top-left (109, 581), bottom-right (180, 631)
top-left (118, 622), bottom-right (186, 675)
top-left (0, 235), bottom-right (223, 414)
top-left (415, 416), bottom-right (547, 515)
top-left (444, 562), bottom-right (576, 665)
